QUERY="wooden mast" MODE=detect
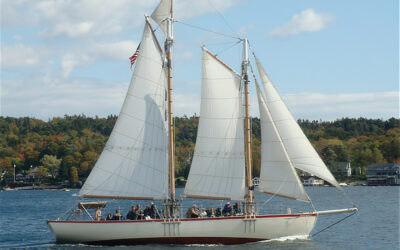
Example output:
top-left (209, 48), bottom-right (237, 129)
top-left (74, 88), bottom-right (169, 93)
top-left (242, 39), bottom-right (254, 207)
top-left (166, 0), bottom-right (175, 201)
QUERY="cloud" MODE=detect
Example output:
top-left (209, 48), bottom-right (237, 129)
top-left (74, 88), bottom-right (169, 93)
top-left (174, 92), bottom-right (200, 116)
top-left (45, 22), bottom-right (95, 38)
top-left (269, 9), bottom-right (333, 38)
top-left (1, 76), bottom-right (128, 120)
top-left (1, 43), bottom-right (41, 69)
top-left (175, 0), bottom-right (243, 20)
top-left (3, 0), bottom-right (157, 37)
top-left (282, 92), bottom-right (399, 120)
top-left (60, 53), bottom-right (92, 78)
top-left (90, 41), bottom-right (139, 61)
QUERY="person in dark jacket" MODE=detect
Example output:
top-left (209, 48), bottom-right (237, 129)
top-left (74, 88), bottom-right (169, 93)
top-left (112, 209), bottom-right (122, 220)
top-left (150, 203), bottom-right (159, 219)
top-left (126, 206), bottom-right (137, 220)
top-left (106, 213), bottom-right (112, 220)
top-left (143, 205), bottom-right (151, 219)
top-left (215, 207), bottom-right (222, 217)
top-left (222, 202), bottom-right (233, 216)
top-left (233, 202), bottom-right (242, 215)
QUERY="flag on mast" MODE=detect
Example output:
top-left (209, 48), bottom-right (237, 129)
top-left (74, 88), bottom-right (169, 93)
top-left (129, 43), bottom-right (140, 70)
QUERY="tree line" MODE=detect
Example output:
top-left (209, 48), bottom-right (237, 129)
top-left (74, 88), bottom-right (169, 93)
top-left (0, 115), bottom-right (398, 186)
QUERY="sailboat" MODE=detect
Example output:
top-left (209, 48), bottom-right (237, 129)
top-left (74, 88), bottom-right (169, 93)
top-left (47, 0), bottom-right (357, 245)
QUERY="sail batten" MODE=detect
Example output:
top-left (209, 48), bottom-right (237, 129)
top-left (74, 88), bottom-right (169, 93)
top-left (255, 57), bottom-right (340, 188)
top-left (79, 22), bottom-right (169, 200)
top-left (184, 48), bottom-right (246, 201)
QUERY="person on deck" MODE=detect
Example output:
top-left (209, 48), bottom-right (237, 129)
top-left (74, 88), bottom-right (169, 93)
top-left (136, 204), bottom-right (144, 220)
top-left (185, 204), bottom-right (199, 218)
top-left (222, 202), bottom-right (233, 216)
top-left (106, 212), bottom-right (112, 220)
top-left (143, 205), bottom-right (151, 219)
top-left (95, 207), bottom-right (102, 221)
top-left (200, 208), bottom-right (207, 218)
top-left (233, 202), bottom-right (242, 215)
top-left (126, 206), bottom-right (137, 220)
top-left (112, 209), bottom-right (123, 220)
top-left (215, 207), bottom-right (222, 217)
top-left (150, 203), bottom-right (160, 219)
top-left (206, 208), bottom-right (214, 217)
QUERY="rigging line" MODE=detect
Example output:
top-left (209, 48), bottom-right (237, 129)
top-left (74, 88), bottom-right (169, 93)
top-left (311, 211), bottom-right (357, 237)
top-left (175, 20), bottom-right (241, 40)
top-left (215, 40), bottom-right (242, 56)
top-left (207, 0), bottom-right (236, 34)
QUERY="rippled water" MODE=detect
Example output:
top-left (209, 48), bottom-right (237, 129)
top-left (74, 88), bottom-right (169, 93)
top-left (1, 186), bottom-right (399, 249)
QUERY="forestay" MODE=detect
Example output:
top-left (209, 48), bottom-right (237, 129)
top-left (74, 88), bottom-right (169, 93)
top-left (184, 48), bottom-right (246, 201)
top-left (255, 58), bottom-right (340, 188)
top-left (79, 23), bottom-right (169, 200)
top-left (256, 83), bottom-right (310, 202)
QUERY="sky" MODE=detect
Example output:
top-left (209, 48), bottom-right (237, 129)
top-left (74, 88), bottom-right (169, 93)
top-left (1, 0), bottom-right (399, 121)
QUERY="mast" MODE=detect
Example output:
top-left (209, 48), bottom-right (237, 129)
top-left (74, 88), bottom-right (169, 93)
top-left (242, 38), bottom-right (254, 211)
top-left (166, 0), bottom-right (175, 201)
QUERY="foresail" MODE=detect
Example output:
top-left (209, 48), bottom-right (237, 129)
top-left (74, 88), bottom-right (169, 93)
top-left (256, 83), bottom-right (310, 202)
top-left (79, 23), bottom-right (168, 200)
top-left (151, 0), bottom-right (172, 35)
top-left (255, 58), bottom-right (340, 188)
top-left (184, 48), bottom-right (246, 201)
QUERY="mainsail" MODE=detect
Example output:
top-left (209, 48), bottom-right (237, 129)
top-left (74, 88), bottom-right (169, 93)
top-left (79, 22), bottom-right (168, 200)
top-left (255, 57), bottom-right (340, 188)
top-left (184, 48), bottom-right (246, 201)
top-left (256, 82), bottom-right (310, 202)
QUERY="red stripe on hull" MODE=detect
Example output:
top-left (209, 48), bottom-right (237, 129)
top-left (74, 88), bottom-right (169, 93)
top-left (84, 237), bottom-right (267, 245)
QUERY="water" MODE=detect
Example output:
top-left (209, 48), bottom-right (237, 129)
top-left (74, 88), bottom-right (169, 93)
top-left (1, 186), bottom-right (399, 249)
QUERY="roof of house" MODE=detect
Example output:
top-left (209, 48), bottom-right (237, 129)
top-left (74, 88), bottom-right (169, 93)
top-left (366, 163), bottom-right (399, 171)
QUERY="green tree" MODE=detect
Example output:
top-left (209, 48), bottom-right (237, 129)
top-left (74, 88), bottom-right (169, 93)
top-left (69, 167), bottom-right (79, 183)
top-left (40, 154), bottom-right (61, 179)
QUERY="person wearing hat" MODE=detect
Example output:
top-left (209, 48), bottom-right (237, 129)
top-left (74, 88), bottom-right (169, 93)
top-left (222, 202), bottom-right (233, 216)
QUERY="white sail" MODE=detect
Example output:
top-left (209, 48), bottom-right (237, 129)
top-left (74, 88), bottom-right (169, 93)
top-left (256, 83), bottom-right (310, 202)
top-left (151, 0), bottom-right (171, 35)
top-left (255, 58), bottom-right (340, 188)
top-left (184, 48), bottom-right (246, 201)
top-left (79, 23), bottom-right (168, 200)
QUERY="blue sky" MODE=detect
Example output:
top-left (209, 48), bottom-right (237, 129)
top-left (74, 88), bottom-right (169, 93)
top-left (1, 0), bottom-right (398, 121)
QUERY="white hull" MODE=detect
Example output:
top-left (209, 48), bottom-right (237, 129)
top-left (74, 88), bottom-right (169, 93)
top-left (48, 213), bottom-right (317, 245)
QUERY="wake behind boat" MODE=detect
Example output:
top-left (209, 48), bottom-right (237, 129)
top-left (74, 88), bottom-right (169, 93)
top-left (48, 0), bottom-right (357, 245)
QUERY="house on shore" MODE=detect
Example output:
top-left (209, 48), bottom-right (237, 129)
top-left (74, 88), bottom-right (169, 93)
top-left (303, 176), bottom-right (324, 186)
top-left (330, 162), bottom-right (352, 178)
top-left (366, 163), bottom-right (400, 186)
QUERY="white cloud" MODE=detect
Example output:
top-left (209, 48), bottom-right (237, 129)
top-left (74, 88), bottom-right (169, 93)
top-left (282, 92), bottom-right (399, 120)
top-left (90, 41), bottom-right (139, 61)
top-left (60, 53), bottom-right (92, 78)
top-left (46, 22), bottom-right (95, 38)
top-left (1, 44), bottom-right (41, 69)
top-left (3, 0), bottom-right (157, 37)
top-left (174, 92), bottom-right (200, 116)
top-left (269, 9), bottom-right (333, 38)
top-left (175, 0), bottom-right (243, 20)
top-left (1, 76), bottom-right (128, 119)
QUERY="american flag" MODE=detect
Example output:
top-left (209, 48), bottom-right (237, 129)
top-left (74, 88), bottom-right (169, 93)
top-left (129, 43), bottom-right (140, 70)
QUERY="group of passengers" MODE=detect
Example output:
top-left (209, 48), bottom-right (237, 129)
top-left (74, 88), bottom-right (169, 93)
top-left (101, 203), bottom-right (160, 221)
top-left (185, 202), bottom-right (242, 218)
